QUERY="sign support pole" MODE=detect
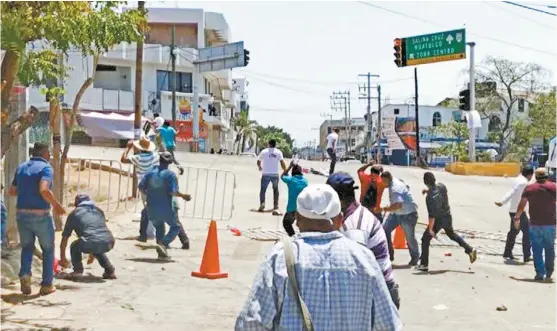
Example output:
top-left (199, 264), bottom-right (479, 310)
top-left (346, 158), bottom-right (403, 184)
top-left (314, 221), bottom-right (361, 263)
top-left (414, 67), bottom-right (420, 167)
top-left (468, 42), bottom-right (476, 162)
top-left (377, 85), bottom-right (382, 164)
top-left (192, 63), bottom-right (200, 152)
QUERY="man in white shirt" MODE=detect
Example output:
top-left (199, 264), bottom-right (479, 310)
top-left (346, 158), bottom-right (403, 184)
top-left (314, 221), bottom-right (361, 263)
top-left (257, 139), bottom-right (287, 213)
top-left (495, 165), bottom-right (534, 262)
top-left (326, 128), bottom-right (339, 175)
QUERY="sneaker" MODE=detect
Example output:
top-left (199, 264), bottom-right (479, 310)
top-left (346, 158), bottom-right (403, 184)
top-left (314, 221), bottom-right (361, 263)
top-left (257, 204), bottom-right (265, 212)
top-left (181, 240), bottom-right (190, 250)
top-left (523, 256), bottom-right (532, 263)
top-left (416, 264), bottom-right (429, 272)
top-left (503, 254), bottom-right (517, 260)
top-left (546, 271), bottom-right (553, 280)
top-left (468, 249), bottom-right (477, 264)
top-left (102, 271), bottom-right (117, 280)
top-left (39, 284), bottom-right (56, 296)
top-left (408, 258), bottom-right (419, 266)
top-left (156, 244), bottom-right (170, 259)
top-left (534, 274), bottom-right (545, 281)
top-left (135, 236), bottom-right (147, 243)
top-left (20, 275), bottom-right (32, 295)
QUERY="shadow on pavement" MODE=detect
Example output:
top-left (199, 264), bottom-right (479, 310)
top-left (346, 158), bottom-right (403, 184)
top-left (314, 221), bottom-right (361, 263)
top-left (392, 264), bottom-right (412, 270)
top-left (56, 273), bottom-right (105, 284)
top-left (1, 293), bottom-right (41, 305)
top-left (413, 269), bottom-right (475, 275)
top-left (509, 276), bottom-right (554, 284)
top-left (126, 257), bottom-right (175, 264)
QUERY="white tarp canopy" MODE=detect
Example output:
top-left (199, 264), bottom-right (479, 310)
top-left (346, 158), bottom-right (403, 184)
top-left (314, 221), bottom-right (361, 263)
top-left (547, 136), bottom-right (556, 169)
top-left (79, 112), bottom-right (153, 140)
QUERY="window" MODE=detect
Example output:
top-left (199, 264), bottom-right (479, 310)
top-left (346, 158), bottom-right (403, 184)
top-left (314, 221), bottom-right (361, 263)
top-left (96, 65), bottom-right (117, 72)
top-left (518, 99), bottom-right (525, 112)
top-left (432, 112), bottom-right (442, 127)
top-left (156, 70), bottom-right (193, 95)
top-left (394, 108), bottom-right (400, 115)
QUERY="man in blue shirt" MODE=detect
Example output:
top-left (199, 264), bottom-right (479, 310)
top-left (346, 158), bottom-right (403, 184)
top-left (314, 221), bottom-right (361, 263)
top-left (280, 161), bottom-right (308, 236)
top-left (9, 143), bottom-right (66, 296)
top-left (139, 152), bottom-right (191, 259)
top-left (379, 171), bottom-right (420, 266)
top-left (158, 121), bottom-right (177, 154)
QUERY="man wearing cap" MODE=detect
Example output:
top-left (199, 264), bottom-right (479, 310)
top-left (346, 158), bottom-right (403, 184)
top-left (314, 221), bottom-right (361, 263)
top-left (9, 142), bottom-right (66, 296)
top-left (327, 172), bottom-right (400, 309)
top-left (139, 152), bottom-right (192, 259)
top-left (235, 184), bottom-right (401, 331)
top-left (379, 171), bottom-right (420, 265)
top-left (59, 194), bottom-right (116, 279)
top-left (495, 165), bottom-right (534, 262)
top-left (515, 168), bottom-right (556, 281)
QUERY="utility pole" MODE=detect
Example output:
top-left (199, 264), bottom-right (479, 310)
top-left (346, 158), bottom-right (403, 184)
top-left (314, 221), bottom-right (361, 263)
top-left (331, 91), bottom-right (351, 156)
top-left (358, 73), bottom-right (379, 162)
top-left (170, 25), bottom-right (177, 127)
top-left (468, 42), bottom-right (477, 162)
top-left (414, 67), bottom-right (420, 167)
top-left (132, 0), bottom-right (145, 196)
top-left (377, 85), bottom-right (382, 163)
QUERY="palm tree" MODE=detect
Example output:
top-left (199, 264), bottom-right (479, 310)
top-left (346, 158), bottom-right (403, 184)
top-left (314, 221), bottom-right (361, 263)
top-left (231, 111), bottom-right (257, 154)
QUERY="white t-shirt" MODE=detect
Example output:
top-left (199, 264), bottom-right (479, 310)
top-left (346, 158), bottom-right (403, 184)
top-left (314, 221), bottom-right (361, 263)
top-left (153, 117), bottom-right (164, 129)
top-left (258, 148), bottom-right (284, 175)
top-left (326, 132), bottom-right (338, 150)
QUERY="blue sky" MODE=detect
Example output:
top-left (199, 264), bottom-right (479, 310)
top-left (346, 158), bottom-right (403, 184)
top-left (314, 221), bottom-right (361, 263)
top-left (152, 1), bottom-right (556, 146)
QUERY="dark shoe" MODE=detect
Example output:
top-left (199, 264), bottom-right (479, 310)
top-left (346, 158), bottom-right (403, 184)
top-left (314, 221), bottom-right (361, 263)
top-left (534, 274), bottom-right (545, 281)
top-left (503, 254), bottom-right (517, 260)
top-left (181, 240), bottom-right (190, 250)
top-left (39, 284), bottom-right (56, 296)
top-left (546, 270), bottom-right (553, 280)
top-left (102, 271), bottom-right (117, 280)
top-left (257, 204), bottom-right (265, 212)
top-left (408, 258), bottom-right (419, 266)
top-left (523, 256), bottom-right (532, 263)
top-left (20, 275), bottom-right (32, 295)
top-left (156, 244), bottom-right (170, 259)
top-left (416, 264), bottom-right (429, 272)
top-left (468, 249), bottom-right (477, 264)
top-left (135, 236), bottom-right (147, 243)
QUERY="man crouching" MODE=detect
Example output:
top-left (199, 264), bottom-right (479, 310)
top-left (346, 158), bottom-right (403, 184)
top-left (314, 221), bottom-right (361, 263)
top-left (60, 194), bottom-right (116, 280)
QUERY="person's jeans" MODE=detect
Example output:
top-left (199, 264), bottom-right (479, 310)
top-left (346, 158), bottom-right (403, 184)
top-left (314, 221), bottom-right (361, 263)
top-left (152, 213), bottom-right (182, 247)
top-left (260, 174), bottom-right (279, 208)
top-left (16, 212), bottom-right (55, 286)
top-left (139, 193), bottom-right (155, 241)
top-left (504, 212), bottom-right (531, 259)
top-left (326, 148), bottom-right (337, 175)
top-left (387, 281), bottom-right (401, 310)
top-left (420, 215), bottom-right (473, 267)
top-left (383, 212), bottom-right (420, 262)
top-left (282, 212), bottom-right (296, 237)
top-left (529, 225), bottom-right (556, 277)
top-left (70, 239), bottom-right (115, 274)
top-left (142, 210), bottom-right (189, 246)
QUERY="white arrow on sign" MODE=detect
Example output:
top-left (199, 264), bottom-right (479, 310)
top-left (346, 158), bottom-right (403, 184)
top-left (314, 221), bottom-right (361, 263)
top-left (446, 34), bottom-right (454, 44)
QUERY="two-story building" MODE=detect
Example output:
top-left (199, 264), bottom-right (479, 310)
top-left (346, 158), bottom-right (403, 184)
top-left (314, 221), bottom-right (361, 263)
top-left (26, 7), bottom-right (238, 153)
top-left (318, 117), bottom-right (366, 157)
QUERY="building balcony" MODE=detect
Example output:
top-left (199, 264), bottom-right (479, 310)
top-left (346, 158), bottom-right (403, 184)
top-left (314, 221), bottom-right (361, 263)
top-left (103, 43), bottom-right (196, 68)
top-left (205, 69), bottom-right (232, 91)
top-left (204, 101), bottom-right (230, 130)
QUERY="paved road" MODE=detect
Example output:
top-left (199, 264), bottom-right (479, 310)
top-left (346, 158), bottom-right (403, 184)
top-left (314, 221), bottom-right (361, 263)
top-left (1, 147), bottom-right (554, 330)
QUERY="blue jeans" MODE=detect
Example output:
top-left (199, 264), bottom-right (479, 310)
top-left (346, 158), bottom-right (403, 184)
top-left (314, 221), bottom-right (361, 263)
top-left (530, 225), bottom-right (555, 277)
top-left (17, 212), bottom-right (55, 286)
top-left (383, 212), bottom-right (420, 262)
top-left (260, 174), bottom-right (279, 208)
top-left (151, 212), bottom-right (181, 247)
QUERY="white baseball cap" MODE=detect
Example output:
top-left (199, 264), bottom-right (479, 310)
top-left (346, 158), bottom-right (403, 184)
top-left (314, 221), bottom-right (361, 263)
top-left (296, 184), bottom-right (342, 222)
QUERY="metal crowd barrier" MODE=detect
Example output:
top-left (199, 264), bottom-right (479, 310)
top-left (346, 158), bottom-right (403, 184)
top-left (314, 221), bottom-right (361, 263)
top-left (124, 165), bottom-right (237, 221)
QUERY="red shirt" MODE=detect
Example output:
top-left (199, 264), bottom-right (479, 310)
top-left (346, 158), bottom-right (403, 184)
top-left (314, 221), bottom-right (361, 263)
top-left (521, 181), bottom-right (556, 226)
top-left (357, 172), bottom-right (386, 210)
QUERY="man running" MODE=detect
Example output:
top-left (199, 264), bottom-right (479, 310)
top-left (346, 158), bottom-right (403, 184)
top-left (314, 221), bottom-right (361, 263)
top-left (379, 171), bottom-right (420, 265)
top-left (139, 152), bottom-right (192, 259)
top-left (257, 139), bottom-right (287, 213)
top-left (59, 194), bottom-right (116, 280)
top-left (515, 168), bottom-right (556, 281)
top-left (325, 128), bottom-right (339, 175)
top-left (417, 172), bottom-right (477, 272)
top-left (235, 184), bottom-right (401, 330)
top-left (9, 142), bottom-right (66, 295)
top-left (327, 172), bottom-right (400, 309)
top-left (280, 161), bottom-right (308, 236)
top-left (495, 165), bottom-right (534, 262)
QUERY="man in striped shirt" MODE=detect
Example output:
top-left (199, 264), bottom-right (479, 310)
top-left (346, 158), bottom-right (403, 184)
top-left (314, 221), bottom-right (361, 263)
top-left (327, 172), bottom-right (400, 309)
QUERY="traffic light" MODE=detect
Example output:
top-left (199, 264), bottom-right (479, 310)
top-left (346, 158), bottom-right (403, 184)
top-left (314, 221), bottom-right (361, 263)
top-left (243, 49), bottom-right (250, 67)
top-left (393, 38), bottom-right (407, 68)
top-left (459, 89), bottom-right (470, 110)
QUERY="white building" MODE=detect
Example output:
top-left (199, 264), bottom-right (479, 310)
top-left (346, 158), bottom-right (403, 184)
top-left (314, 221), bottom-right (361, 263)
top-left (318, 117), bottom-right (366, 156)
top-left (26, 7), bottom-right (240, 153)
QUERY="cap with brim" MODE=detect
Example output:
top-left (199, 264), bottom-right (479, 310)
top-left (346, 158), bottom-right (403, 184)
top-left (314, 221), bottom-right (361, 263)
top-left (133, 136), bottom-right (156, 152)
top-left (159, 151), bottom-right (174, 163)
top-left (535, 167), bottom-right (549, 178)
top-left (296, 184), bottom-right (341, 223)
top-left (326, 172), bottom-right (359, 195)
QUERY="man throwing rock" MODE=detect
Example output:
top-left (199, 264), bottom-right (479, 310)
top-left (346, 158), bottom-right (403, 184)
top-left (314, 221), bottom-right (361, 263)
top-left (325, 128), bottom-right (339, 175)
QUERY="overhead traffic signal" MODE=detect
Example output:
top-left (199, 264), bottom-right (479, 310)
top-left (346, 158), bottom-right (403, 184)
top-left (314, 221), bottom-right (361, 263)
top-left (393, 38), bottom-right (407, 68)
top-left (459, 89), bottom-right (470, 110)
top-left (243, 49), bottom-right (250, 67)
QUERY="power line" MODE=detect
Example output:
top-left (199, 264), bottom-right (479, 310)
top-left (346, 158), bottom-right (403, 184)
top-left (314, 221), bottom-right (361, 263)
top-left (357, 1), bottom-right (557, 56)
top-left (502, 1), bottom-right (557, 16)
top-left (237, 69), bottom-right (360, 85)
top-left (482, 1), bottom-right (556, 29)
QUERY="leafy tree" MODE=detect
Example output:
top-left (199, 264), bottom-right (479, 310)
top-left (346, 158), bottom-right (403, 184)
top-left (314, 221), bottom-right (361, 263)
top-left (474, 56), bottom-right (548, 160)
top-left (528, 87), bottom-right (556, 143)
top-left (431, 121), bottom-right (469, 161)
top-left (231, 111), bottom-right (257, 154)
top-left (254, 125), bottom-right (294, 157)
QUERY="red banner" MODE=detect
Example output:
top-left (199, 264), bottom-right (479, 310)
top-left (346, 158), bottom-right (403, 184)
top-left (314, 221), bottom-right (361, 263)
top-left (172, 120), bottom-right (209, 142)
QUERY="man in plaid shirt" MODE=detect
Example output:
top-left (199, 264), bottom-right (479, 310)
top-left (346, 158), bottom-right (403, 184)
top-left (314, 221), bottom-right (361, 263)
top-left (235, 184), bottom-right (401, 331)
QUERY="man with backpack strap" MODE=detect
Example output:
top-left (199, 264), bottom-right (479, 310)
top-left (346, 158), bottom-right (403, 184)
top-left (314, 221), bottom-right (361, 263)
top-left (358, 163), bottom-right (387, 222)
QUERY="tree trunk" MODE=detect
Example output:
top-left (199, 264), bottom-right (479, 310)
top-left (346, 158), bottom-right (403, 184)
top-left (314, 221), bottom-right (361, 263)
top-left (49, 98), bottom-right (63, 230)
top-left (1, 49), bottom-right (21, 120)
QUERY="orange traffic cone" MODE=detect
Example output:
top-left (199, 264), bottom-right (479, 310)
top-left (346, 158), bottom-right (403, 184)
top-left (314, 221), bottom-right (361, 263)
top-left (393, 225), bottom-right (407, 249)
top-left (191, 220), bottom-right (229, 279)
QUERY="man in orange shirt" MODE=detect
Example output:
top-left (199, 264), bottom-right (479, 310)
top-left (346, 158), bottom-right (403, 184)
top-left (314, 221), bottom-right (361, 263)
top-left (358, 163), bottom-right (386, 222)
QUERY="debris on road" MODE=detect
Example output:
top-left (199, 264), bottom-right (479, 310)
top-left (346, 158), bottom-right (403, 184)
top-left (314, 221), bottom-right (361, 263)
top-left (496, 305), bottom-right (507, 311)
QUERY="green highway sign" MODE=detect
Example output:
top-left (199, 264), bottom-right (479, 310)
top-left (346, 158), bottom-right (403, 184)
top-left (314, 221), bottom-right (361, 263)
top-left (404, 29), bottom-right (466, 66)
